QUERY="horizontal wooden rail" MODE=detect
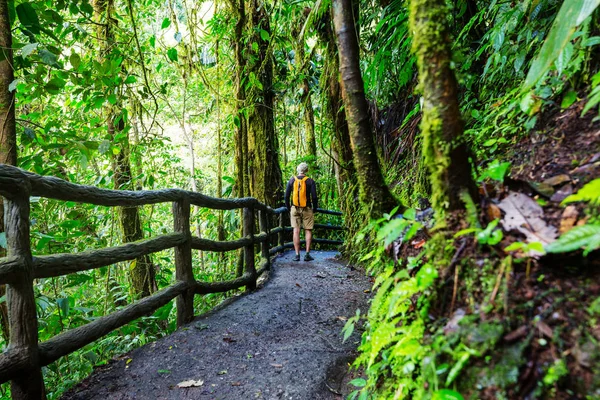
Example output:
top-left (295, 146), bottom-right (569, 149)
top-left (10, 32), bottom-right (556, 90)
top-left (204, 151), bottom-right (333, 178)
top-left (268, 239), bottom-right (344, 255)
top-left (191, 232), bottom-right (268, 252)
top-left (38, 281), bottom-right (189, 366)
top-left (0, 165), bottom-right (345, 398)
top-left (0, 165), bottom-right (273, 212)
top-left (32, 233), bottom-right (186, 280)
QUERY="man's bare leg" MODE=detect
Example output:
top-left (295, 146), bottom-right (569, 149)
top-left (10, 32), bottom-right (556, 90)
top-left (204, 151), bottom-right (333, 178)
top-left (305, 229), bottom-right (312, 253)
top-left (293, 227), bottom-right (301, 255)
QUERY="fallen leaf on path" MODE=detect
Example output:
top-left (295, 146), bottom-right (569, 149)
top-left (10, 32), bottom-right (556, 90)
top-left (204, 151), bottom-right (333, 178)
top-left (551, 184), bottom-right (573, 203)
top-left (543, 174), bottom-right (571, 186)
top-left (195, 322), bottom-right (209, 330)
top-left (296, 283), bottom-right (302, 288)
top-left (498, 192), bottom-right (558, 247)
top-left (504, 325), bottom-right (528, 342)
top-left (177, 379), bottom-right (204, 388)
top-left (337, 316), bottom-right (347, 321)
top-left (537, 321), bottom-right (553, 338)
top-left (559, 206), bottom-right (578, 233)
top-left (218, 370), bottom-right (228, 375)
top-left (486, 204), bottom-right (502, 220)
top-left (231, 382), bottom-right (242, 386)
top-left (223, 337), bottom-right (237, 343)
top-left (270, 363), bottom-right (283, 368)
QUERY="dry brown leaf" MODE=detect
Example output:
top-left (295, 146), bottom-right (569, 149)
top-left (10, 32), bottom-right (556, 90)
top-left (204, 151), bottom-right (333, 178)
top-left (551, 184), bottom-right (573, 203)
top-left (487, 204), bottom-right (502, 220)
top-left (537, 321), bottom-right (553, 338)
top-left (270, 363), bottom-right (283, 368)
top-left (177, 379), bottom-right (204, 388)
top-left (498, 192), bottom-right (558, 246)
top-left (559, 205), bottom-right (578, 233)
top-left (504, 325), bottom-right (528, 342)
top-left (411, 239), bottom-right (426, 249)
top-left (543, 174), bottom-right (571, 186)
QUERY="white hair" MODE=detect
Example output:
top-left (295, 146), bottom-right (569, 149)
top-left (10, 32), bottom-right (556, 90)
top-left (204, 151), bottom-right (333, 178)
top-left (297, 162), bottom-right (309, 174)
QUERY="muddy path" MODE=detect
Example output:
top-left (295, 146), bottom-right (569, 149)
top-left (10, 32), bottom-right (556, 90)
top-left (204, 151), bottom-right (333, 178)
top-left (62, 251), bottom-right (372, 400)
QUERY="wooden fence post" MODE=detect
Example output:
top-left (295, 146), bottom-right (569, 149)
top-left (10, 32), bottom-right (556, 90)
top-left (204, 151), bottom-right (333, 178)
top-left (243, 207), bottom-right (256, 291)
top-left (174, 197), bottom-right (194, 327)
top-left (278, 213), bottom-right (284, 250)
top-left (5, 191), bottom-right (45, 399)
top-left (259, 210), bottom-right (270, 270)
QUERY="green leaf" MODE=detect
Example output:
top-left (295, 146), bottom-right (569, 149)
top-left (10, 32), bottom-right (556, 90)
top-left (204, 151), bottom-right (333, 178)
top-left (80, 0), bottom-right (94, 15)
top-left (260, 29), bottom-right (270, 41)
top-left (124, 75), bottom-right (137, 84)
top-left (8, 79), bottom-right (19, 92)
top-left (561, 90), bottom-right (577, 109)
top-left (433, 389), bottom-right (465, 400)
top-left (546, 224), bottom-right (600, 256)
top-left (21, 42), bottom-right (38, 57)
top-left (56, 297), bottom-right (70, 317)
top-left (45, 77), bottom-right (66, 95)
top-left (149, 35), bottom-right (156, 48)
top-left (349, 378), bottom-right (367, 388)
top-left (16, 2), bottom-right (41, 34)
top-left (39, 49), bottom-right (58, 66)
top-left (167, 48), bottom-right (178, 62)
top-left (562, 178), bottom-right (600, 205)
top-left (525, 0), bottom-right (600, 88)
top-left (70, 53), bottom-right (81, 70)
top-left (161, 18), bottom-right (171, 29)
top-left (108, 94), bottom-right (117, 105)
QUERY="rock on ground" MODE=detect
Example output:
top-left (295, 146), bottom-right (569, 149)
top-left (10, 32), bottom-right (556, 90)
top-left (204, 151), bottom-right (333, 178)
top-left (62, 251), bottom-right (372, 400)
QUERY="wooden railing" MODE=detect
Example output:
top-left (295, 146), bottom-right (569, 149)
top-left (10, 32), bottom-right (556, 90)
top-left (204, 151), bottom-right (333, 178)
top-left (0, 165), bottom-right (344, 399)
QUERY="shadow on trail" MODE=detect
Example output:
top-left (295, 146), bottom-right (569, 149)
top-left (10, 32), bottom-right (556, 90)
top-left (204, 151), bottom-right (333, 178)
top-left (62, 251), bottom-right (372, 400)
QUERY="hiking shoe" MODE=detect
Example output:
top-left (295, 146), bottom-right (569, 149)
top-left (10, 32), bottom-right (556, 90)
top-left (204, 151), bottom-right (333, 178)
top-left (304, 253), bottom-right (314, 262)
top-left (293, 254), bottom-right (301, 261)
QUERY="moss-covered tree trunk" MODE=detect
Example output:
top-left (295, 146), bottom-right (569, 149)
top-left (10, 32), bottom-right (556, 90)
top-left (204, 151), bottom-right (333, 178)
top-left (95, 0), bottom-right (156, 297)
top-left (409, 0), bottom-right (478, 214)
top-left (0, 0), bottom-right (16, 342)
top-left (332, 0), bottom-right (398, 218)
top-left (230, 0), bottom-right (248, 200)
top-left (318, 8), bottom-right (358, 221)
top-left (246, 0), bottom-right (283, 207)
top-left (291, 19), bottom-right (317, 162)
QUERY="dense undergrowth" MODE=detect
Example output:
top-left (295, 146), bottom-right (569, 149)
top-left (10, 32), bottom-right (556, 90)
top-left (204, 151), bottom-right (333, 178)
top-left (344, 0), bottom-right (600, 398)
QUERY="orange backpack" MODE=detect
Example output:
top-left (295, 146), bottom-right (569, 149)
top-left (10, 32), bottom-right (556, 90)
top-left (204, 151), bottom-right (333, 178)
top-left (292, 176), bottom-right (309, 207)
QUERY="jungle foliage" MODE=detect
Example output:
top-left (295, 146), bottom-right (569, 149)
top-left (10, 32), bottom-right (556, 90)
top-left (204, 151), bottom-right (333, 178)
top-left (0, 0), bottom-right (599, 398)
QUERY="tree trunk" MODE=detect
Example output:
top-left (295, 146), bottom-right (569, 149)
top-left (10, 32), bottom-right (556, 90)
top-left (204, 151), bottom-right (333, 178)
top-left (409, 0), bottom-right (478, 214)
top-left (0, 0), bottom-right (16, 343)
top-left (94, 0), bottom-right (156, 297)
top-left (318, 8), bottom-right (358, 220)
top-left (110, 118), bottom-right (156, 297)
top-left (246, 0), bottom-right (283, 207)
top-left (332, 0), bottom-right (398, 218)
top-left (292, 18), bottom-right (317, 162)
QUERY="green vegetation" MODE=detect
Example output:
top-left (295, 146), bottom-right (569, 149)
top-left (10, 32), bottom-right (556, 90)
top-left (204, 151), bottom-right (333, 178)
top-left (0, 0), bottom-right (599, 398)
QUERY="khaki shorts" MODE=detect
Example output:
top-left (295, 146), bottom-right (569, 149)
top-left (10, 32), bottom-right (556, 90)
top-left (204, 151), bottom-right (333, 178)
top-left (290, 206), bottom-right (314, 230)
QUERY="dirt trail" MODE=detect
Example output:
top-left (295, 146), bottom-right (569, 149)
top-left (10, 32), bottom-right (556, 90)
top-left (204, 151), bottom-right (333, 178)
top-left (62, 251), bottom-right (371, 400)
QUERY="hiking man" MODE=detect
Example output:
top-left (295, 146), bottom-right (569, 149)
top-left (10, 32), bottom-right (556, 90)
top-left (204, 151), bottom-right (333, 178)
top-left (284, 162), bottom-right (318, 261)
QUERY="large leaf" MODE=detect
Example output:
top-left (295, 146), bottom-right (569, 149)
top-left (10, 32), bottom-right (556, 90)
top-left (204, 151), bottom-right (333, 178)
top-left (524, 0), bottom-right (600, 88)
top-left (498, 192), bottom-right (558, 246)
top-left (546, 224), bottom-right (600, 256)
top-left (16, 2), bottom-right (41, 34)
top-left (562, 178), bottom-right (600, 206)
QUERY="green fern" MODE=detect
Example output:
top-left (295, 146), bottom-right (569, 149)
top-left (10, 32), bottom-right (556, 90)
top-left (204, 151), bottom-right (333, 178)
top-left (545, 224), bottom-right (600, 255)
top-left (562, 178), bottom-right (600, 206)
